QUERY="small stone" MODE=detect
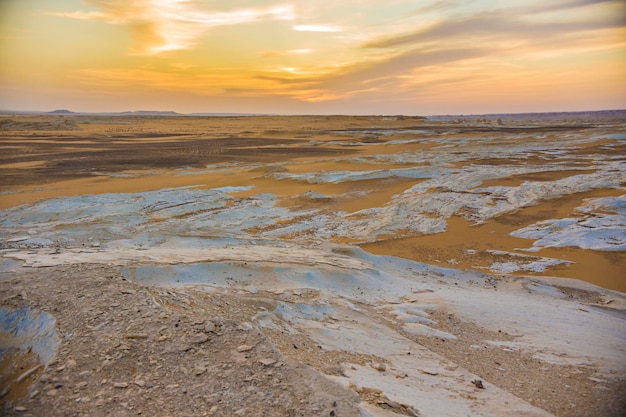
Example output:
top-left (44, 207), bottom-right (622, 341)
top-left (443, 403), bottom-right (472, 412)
top-left (46, 389), bottom-right (59, 397)
top-left (194, 367), bottom-right (207, 376)
top-left (237, 345), bottom-right (253, 352)
top-left (421, 368), bottom-right (439, 376)
top-left (133, 379), bottom-right (146, 387)
top-left (14, 406), bottom-right (28, 412)
top-left (237, 322), bottom-right (253, 331)
top-left (258, 358), bottom-right (276, 366)
top-left (113, 382), bottom-right (129, 389)
top-left (188, 333), bottom-right (209, 344)
top-left (204, 322), bottom-right (216, 333)
top-left (372, 363), bottom-right (387, 372)
top-left (471, 379), bottom-right (485, 389)
top-left (121, 289), bottom-right (135, 294)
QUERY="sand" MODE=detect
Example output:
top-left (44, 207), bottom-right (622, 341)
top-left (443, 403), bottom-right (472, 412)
top-left (1, 113), bottom-right (625, 416)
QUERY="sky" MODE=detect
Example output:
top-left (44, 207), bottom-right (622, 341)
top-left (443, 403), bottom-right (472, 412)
top-left (0, 0), bottom-right (625, 115)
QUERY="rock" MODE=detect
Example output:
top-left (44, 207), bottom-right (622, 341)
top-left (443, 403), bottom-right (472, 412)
top-left (113, 382), bottom-right (128, 389)
top-left (237, 345), bottom-right (254, 352)
top-left (372, 363), bottom-right (387, 372)
top-left (133, 379), bottom-right (146, 387)
top-left (204, 322), bottom-right (216, 333)
top-left (14, 406), bottom-right (28, 412)
top-left (471, 379), bottom-right (485, 389)
top-left (46, 389), bottom-right (59, 397)
top-left (259, 358), bottom-right (276, 366)
top-left (237, 322), bottom-right (253, 331)
top-left (420, 368), bottom-right (439, 376)
top-left (16, 365), bottom-right (42, 383)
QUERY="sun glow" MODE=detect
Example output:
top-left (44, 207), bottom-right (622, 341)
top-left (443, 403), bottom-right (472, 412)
top-left (0, 0), bottom-right (624, 114)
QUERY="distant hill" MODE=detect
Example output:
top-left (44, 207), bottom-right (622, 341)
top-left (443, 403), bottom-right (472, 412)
top-left (113, 110), bottom-right (181, 116)
top-left (47, 109), bottom-right (76, 115)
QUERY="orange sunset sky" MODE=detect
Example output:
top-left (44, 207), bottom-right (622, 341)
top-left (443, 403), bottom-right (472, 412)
top-left (1, 0), bottom-right (625, 115)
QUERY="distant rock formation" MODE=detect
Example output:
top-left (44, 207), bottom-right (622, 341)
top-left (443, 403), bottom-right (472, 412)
top-left (47, 109), bottom-right (76, 115)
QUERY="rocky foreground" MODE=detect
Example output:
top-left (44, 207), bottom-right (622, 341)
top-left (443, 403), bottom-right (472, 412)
top-left (1, 239), bottom-right (625, 417)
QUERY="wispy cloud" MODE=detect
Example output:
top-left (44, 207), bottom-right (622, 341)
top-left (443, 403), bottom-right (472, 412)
top-left (47, 0), bottom-right (295, 55)
top-left (293, 24), bottom-right (342, 32)
top-left (364, 1), bottom-right (625, 49)
top-left (260, 48), bottom-right (314, 58)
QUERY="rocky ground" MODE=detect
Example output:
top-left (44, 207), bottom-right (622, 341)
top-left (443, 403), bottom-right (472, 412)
top-left (1, 113), bottom-right (625, 416)
top-left (2, 261), bottom-right (625, 417)
top-left (1, 264), bottom-right (362, 417)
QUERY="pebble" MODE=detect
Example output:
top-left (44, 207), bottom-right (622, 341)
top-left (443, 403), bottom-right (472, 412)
top-left (237, 322), bottom-right (253, 331)
top-left (113, 382), bottom-right (129, 389)
top-left (259, 358), bottom-right (276, 366)
top-left (133, 379), bottom-right (146, 387)
top-left (372, 363), bottom-right (387, 372)
top-left (471, 379), bottom-right (485, 389)
top-left (204, 322), bottom-right (216, 333)
top-left (194, 367), bottom-right (207, 376)
top-left (420, 368), bottom-right (439, 376)
top-left (14, 406), bottom-right (28, 412)
top-left (237, 345), bottom-right (254, 352)
top-left (46, 389), bottom-right (59, 397)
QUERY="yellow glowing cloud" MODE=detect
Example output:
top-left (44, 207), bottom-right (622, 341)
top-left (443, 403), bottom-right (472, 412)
top-left (48, 0), bottom-right (296, 55)
top-left (293, 25), bottom-right (342, 33)
top-left (2, 0), bottom-right (624, 113)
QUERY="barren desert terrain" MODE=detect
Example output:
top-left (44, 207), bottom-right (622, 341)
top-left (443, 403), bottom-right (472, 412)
top-left (1, 113), bottom-right (625, 416)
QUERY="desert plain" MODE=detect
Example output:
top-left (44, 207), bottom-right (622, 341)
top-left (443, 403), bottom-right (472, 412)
top-left (0, 112), bottom-right (625, 416)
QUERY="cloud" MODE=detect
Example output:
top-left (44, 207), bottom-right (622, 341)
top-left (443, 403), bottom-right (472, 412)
top-left (260, 48), bottom-right (314, 58)
top-left (363, 2), bottom-right (625, 49)
top-left (47, 0), bottom-right (295, 55)
top-left (252, 46), bottom-right (485, 104)
top-left (293, 25), bottom-right (342, 32)
top-left (530, 0), bottom-right (619, 13)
